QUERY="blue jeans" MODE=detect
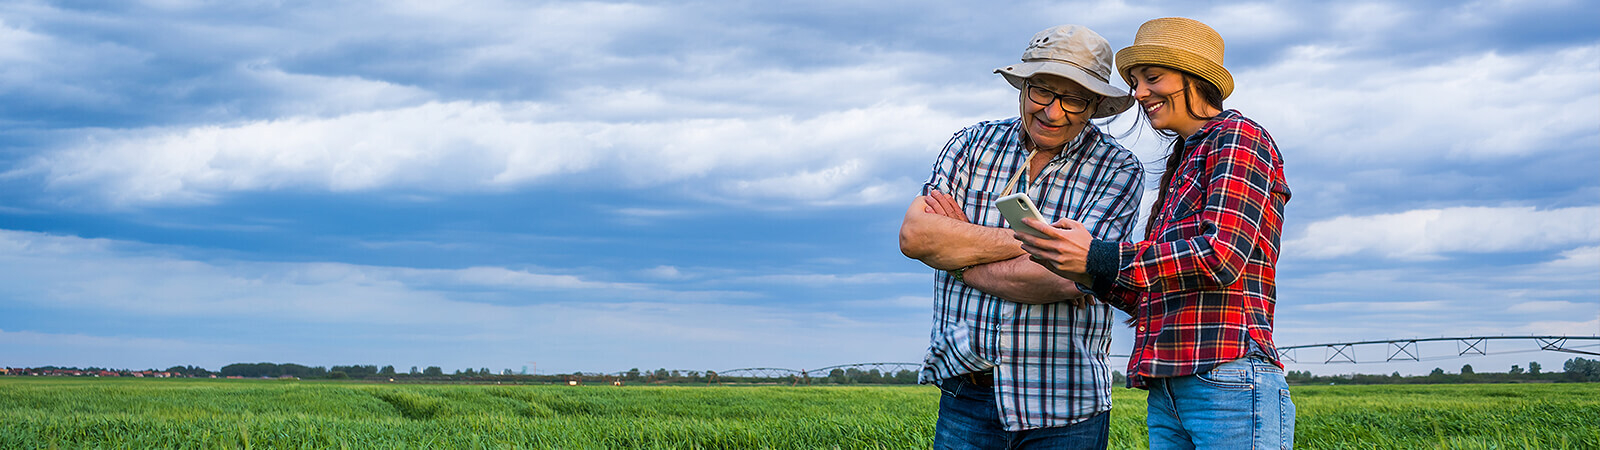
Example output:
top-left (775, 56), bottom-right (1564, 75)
top-left (1146, 356), bottom-right (1296, 449)
top-left (933, 375), bottom-right (1110, 449)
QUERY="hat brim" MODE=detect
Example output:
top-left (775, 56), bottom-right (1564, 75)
top-left (995, 61), bottom-right (1134, 119)
top-left (1114, 45), bottom-right (1234, 100)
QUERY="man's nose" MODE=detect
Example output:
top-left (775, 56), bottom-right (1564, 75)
top-left (1043, 101), bottom-right (1069, 121)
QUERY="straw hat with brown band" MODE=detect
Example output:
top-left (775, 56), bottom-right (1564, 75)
top-left (1114, 17), bottom-right (1234, 101)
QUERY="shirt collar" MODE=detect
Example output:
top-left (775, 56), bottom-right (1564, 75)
top-left (1185, 109), bottom-right (1240, 145)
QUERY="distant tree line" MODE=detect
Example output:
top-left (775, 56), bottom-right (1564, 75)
top-left (5, 365), bottom-right (216, 377)
top-left (204, 363), bottom-right (925, 384)
top-left (15, 358), bottom-right (1600, 384)
top-left (816, 368), bottom-right (919, 384)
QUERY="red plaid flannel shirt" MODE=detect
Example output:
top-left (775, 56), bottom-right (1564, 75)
top-left (1089, 110), bottom-right (1290, 389)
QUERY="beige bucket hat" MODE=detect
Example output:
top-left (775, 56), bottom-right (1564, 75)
top-left (1115, 17), bottom-right (1234, 100)
top-left (995, 25), bottom-right (1135, 119)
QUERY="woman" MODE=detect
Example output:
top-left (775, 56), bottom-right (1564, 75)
top-left (1012, 17), bottom-right (1296, 449)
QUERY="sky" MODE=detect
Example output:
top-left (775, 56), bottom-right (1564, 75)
top-left (1, 0), bottom-right (1596, 377)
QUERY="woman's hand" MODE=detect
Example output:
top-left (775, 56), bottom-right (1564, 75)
top-left (1015, 217), bottom-right (1095, 284)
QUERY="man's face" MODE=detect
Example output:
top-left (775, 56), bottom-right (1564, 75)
top-left (1019, 74), bottom-right (1099, 150)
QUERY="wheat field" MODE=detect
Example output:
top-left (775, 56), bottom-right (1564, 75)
top-left (1, 378), bottom-right (1595, 448)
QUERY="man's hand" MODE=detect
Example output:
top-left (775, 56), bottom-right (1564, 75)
top-left (1014, 217), bottom-right (1094, 283)
top-left (922, 190), bottom-right (968, 222)
top-left (899, 191), bottom-right (1025, 270)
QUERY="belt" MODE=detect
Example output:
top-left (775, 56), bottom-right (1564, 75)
top-left (960, 370), bottom-right (994, 387)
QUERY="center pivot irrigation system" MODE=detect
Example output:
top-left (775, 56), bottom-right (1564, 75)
top-left (668, 336), bottom-right (1600, 380)
top-left (1273, 335), bottom-right (1600, 364)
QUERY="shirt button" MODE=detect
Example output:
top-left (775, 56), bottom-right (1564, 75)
top-left (1137, 326), bottom-right (1146, 332)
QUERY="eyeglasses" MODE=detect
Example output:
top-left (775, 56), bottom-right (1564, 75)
top-left (1025, 83), bottom-right (1094, 114)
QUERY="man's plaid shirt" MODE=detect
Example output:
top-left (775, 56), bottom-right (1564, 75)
top-left (1087, 109), bottom-right (1291, 389)
top-left (918, 118), bottom-right (1143, 431)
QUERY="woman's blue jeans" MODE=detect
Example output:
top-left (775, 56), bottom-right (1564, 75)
top-left (1145, 355), bottom-right (1296, 449)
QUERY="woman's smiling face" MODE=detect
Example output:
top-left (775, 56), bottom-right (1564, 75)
top-left (1128, 65), bottom-right (1214, 137)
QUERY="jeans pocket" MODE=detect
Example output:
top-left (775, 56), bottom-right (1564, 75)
top-left (1279, 388), bottom-right (1296, 449)
top-left (936, 378), bottom-right (960, 399)
top-left (1194, 367), bottom-right (1252, 390)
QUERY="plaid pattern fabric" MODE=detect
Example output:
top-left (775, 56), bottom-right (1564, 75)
top-left (1095, 110), bottom-right (1291, 389)
top-left (918, 118), bottom-right (1144, 431)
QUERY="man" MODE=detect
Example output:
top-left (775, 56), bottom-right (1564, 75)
top-left (898, 24), bottom-right (1143, 448)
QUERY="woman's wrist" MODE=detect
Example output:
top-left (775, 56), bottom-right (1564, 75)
top-left (1085, 239), bottom-right (1120, 281)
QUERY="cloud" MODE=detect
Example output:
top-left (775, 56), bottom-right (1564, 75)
top-left (0, 329), bottom-right (249, 370)
top-left (1300, 300), bottom-right (1451, 312)
top-left (3, 0), bottom-right (1597, 375)
top-left (1285, 206), bottom-right (1600, 260)
top-left (1237, 43), bottom-right (1599, 163)
top-left (238, 64), bottom-right (436, 117)
top-left (730, 272), bottom-right (925, 286)
top-left (0, 229), bottom-right (706, 322)
top-left (14, 100), bottom-right (975, 207)
top-left (1506, 300), bottom-right (1589, 314)
top-left (0, 14), bottom-right (145, 109)
top-left (1519, 318), bottom-right (1599, 336)
top-left (1226, 40), bottom-right (1599, 219)
top-left (0, 228), bottom-right (928, 370)
top-left (836, 295), bottom-right (928, 310)
top-left (641, 265), bottom-right (683, 280)
top-left (1517, 246), bottom-right (1600, 280)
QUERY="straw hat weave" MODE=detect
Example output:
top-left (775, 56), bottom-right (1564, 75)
top-left (1115, 17), bottom-right (1234, 100)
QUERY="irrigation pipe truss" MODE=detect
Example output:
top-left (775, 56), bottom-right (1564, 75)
top-left (1270, 335), bottom-right (1600, 364)
top-left (704, 336), bottom-right (1600, 377)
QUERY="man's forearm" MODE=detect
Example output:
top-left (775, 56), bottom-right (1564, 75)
top-left (962, 254), bottom-right (1089, 305)
top-left (901, 216), bottom-right (1027, 270)
top-left (899, 197), bottom-right (1027, 270)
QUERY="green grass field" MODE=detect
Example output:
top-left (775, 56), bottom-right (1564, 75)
top-left (1, 378), bottom-right (1596, 449)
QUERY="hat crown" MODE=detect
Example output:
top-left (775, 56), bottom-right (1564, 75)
top-left (1131, 17), bottom-right (1225, 65)
top-left (1115, 17), bottom-right (1235, 100)
top-left (996, 24), bottom-right (1135, 118)
top-left (1020, 25), bottom-right (1114, 83)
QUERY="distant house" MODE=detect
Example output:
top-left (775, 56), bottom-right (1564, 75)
top-left (0, 368), bottom-right (8, 375)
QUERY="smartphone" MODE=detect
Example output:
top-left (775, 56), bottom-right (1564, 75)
top-left (996, 192), bottom-right (1050, 238)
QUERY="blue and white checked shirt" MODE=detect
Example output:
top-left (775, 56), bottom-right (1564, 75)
top-left (918, 118), bottom-right (1144, 431)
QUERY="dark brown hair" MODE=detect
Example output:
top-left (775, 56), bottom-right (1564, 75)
top-left (1143, 70), bottom-right (1225, 235)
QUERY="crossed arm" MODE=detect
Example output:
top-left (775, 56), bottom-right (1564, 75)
top-left (898, 190), bottom-right (1089, 306)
